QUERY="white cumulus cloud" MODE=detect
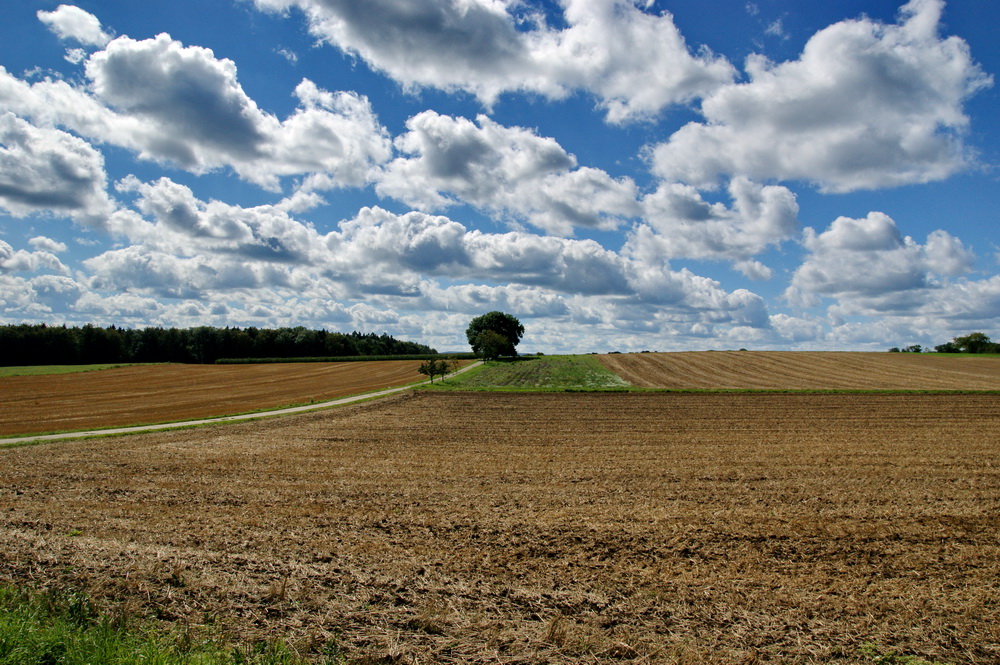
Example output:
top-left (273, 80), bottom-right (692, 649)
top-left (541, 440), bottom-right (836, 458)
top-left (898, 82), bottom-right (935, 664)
top-left (253, 0), bottom-right (735, 122)
top-left (0, 34), bottom-right (392, 192)
top-left (28, 236), bottom-right (68, 253)
top-left (631, 177), bottom-right (799, 270)
top-left (650, 0), bottom-right (992, 192)
top-left (785, 211), bottom-right (976, 309)
top-left (0, 112), bottom-right (116, 227)
top-left (37, 5), bottom-right (113, 47)
top-left (378, 111), bottom-right (640, 235)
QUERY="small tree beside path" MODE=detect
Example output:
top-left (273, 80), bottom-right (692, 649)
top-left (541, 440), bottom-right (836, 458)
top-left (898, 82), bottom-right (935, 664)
top-left (417, 358), bottom-right (454, 383)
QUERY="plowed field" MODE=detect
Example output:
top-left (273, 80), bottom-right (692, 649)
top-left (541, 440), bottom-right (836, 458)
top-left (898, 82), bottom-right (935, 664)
top-left (599, 351), bottom-right (1000, 390)
top-left (2, 392), bottom-right (997, 663)
top-left (0, 361), bottom-right (436, 436)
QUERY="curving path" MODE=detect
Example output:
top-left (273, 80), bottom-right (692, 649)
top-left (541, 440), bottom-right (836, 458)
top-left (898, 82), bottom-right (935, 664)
top-left (0, 361), bottom-right (481, 447)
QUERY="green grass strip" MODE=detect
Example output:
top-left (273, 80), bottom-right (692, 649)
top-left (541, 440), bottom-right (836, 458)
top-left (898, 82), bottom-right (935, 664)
top-left (0, 585), bottom-right (345, 664)
top-left (425, 354), bottom-right (633, 391)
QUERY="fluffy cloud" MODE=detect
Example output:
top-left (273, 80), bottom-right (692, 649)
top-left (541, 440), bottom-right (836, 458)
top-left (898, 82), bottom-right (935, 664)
top-left (86, 35), bottom-right (391, 187)
top-left (86, 34), bottom-right (271, 168)
top-left (785, 211), bottom-right (975, 309)
top-left (629, 177), bottom-right (799, 274)
top-left (0, 239), bottom-right (69, 275)
top-left (328, 207), bottom-right (771, 330)
top-left (88, 181), bottom-right (637, 302)
top-left (37, 5), bottom-right (112, 47)
top-left (114, 176), bottom-right (328, 265)
top-left (0, 112), bottom-right (116, 226)
top-left (260, 79), bottom-right (392, 188)
top-left (780, 273), bottom-right (1000, 351)
top-left (328, 206), bottom-right (632, 295)
top-left (0, 66), bottom-right (129, 142)
top-left (253, 0), bottom-right (735, 122)
top-left (1, 34), bottom-right (391, 191)
top-left (56, 182), bottom-right (773, 347)
top-left (0, 271), bottom-right (81, 318)
top-left (651, 0), bottom-right (992, 191)
top-left (378, 111), bottom-right (639, 235)
top-left (28, 236), bottom-right (68, 253)
top-left (531, 0), bottom-right (736, 123)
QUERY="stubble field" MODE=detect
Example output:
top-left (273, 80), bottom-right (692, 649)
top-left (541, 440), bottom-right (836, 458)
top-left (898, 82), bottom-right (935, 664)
top-left (598, 351), bottom-right (1000, 390)
top-left (0, 361), bottom-right (437, 437)
top-left (2, 385), bottom-right (998, 663)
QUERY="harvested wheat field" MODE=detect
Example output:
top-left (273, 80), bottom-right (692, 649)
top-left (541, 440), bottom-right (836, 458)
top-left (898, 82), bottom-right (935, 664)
top-left (0, 361), bottom-right (448, 436)
top-left (599, 351), bottom-right (1000, 390)
top-left (2, 391), bottom-right (998, 663)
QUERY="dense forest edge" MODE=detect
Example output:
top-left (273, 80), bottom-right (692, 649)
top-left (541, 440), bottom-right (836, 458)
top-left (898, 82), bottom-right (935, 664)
top-left (0, 324), bottom-right (438, 366)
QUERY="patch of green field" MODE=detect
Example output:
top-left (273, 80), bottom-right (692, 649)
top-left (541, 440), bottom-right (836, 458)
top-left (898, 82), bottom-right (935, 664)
top-left (0, 364), bottom-right (134, 377)
top-left (428, 354), bottom-right (633, 391)
top-left (0, 585), bottom-right (337, 665)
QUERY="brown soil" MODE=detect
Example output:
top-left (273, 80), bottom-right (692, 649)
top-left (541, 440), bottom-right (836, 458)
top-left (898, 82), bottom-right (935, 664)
top-left (598, 351), bottom-right (1000, 390)
top-left (2, 392), bottom-right (998, 663)
top-left (0, 361), bottom-right (456, 436)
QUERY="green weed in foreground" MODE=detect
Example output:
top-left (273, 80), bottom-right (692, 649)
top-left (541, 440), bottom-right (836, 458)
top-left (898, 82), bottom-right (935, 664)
top-left (429, 354), bottom-right (633, 391)
top-left (859, 643), bottom-right (951, 665)
top-left (0, 585), bottom-right (341, 665)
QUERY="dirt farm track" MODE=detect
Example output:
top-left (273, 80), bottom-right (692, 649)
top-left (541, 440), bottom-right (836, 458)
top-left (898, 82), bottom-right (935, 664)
top-left (1, 354), bottom-right (999, 663)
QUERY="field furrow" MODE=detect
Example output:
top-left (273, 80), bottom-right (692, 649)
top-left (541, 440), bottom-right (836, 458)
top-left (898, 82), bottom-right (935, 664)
top-left (0, 361), bottom-right (437, 436)
top-left (599, 351), bottom-right (1000, 390)
top-left (2, 391), bottom-right (998, 663)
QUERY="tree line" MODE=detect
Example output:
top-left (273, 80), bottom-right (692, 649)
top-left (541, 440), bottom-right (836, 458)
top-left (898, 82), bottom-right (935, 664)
top-left (890, 332), bottom-right (1000, 354)
top-left (0, 324), bottom-right (437, 366)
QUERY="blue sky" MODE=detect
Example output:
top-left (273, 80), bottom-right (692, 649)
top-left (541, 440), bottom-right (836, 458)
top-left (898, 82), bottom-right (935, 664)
top-left (1, 0), bottom-right (998, 353)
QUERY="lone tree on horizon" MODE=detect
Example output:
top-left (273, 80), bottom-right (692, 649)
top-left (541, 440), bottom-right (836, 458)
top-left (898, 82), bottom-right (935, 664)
top-left (466, 311), bottom-right (524, 361)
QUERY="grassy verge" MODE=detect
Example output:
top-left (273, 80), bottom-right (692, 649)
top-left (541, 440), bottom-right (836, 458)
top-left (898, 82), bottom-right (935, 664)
top-left (0, 364), bottom-right (135, 377)
top-left (424, 354), bottom-right (633, 391)
top-left (0, 585), bottom-right (344, 665)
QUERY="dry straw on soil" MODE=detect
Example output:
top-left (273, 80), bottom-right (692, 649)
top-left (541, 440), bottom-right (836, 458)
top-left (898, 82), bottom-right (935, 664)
top-left (0, 361), bottom-right (437, 436)
top-left (598, 351), bottom-right (1000, 390)
top-left (2, 390), bottom-right (998, 663)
